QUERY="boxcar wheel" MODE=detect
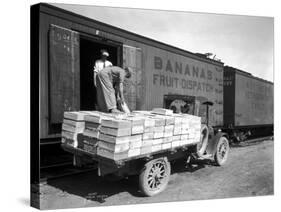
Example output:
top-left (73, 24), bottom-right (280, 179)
top-left (139, 157), bottom-right (171, 196)
top-left (214, 137), bottom-right (230, 166)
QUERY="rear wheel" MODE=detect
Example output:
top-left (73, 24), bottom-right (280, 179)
top-left (139, 157), bottom-right (171, 196)
top-left (214, 137), bottom-right (230, 166)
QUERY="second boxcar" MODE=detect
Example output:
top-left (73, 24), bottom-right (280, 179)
top-left (223, 66), bottom-right (273, 142)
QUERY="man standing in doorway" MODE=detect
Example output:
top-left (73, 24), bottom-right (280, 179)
top-left (93, 49), bottom-right (113, 87)
top-left (95, 66), bottom-right (132, 113)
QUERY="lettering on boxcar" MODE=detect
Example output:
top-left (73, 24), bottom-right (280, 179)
top-left (207, 70), bottom-right (212, 80)
top-left (154, 56), bottom-right (162, 69)
top-left (243, 80), bottom-right (273, 119)
top-left (153, 56), bottom-right (215, 92)
top-left (166, 60), bottom-right (173, 72)
top-left (223, 76), bottom-right (233, 86)
top-left (153, 74), bottom-right (179, 88)
top-left (175, 62), bottom-right (182, 74)
top-left (154, 56), bottom-right (213, 78)
top-left (192, 66), bottom-right (199, 78)
top-left (184, 64), bottom-right (190, 76)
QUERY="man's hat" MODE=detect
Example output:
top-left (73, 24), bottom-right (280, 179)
top-left (101, 49), bottom-right (109, 57)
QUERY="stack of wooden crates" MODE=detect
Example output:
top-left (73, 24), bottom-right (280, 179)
top-left (62, 108), bottom-right (201, 161)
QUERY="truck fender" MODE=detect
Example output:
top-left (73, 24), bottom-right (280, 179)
top-left (196, 125), bottom-right (209, 157)
top-left (205, 132), bottom-right (229, 156)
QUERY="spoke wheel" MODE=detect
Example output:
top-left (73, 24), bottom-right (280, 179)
top-left (139, 158), bottom-right (171, 196)
top-left (214, 137), bottom-right (230, 166)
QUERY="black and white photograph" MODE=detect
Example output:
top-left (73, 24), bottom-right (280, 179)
top-left (29, 1), bottom-right (274, 210)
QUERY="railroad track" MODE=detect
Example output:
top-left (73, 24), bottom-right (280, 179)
top-left (40, 163), bottom-right (98, 183)
top-left (231, 136), bottom-right (273, 148)
top-left (40, 136), bottom-right (273, 182)
top-left (39, 137), bottom-right (99, 182)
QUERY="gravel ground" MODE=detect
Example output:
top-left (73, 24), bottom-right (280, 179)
top-left (39, 139), bottom-right (274, 210)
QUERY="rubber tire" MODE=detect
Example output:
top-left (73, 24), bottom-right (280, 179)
top-left (196, 125), bottom-right (209, 157)
top-left (139, 157), bottom-right (171, 197)
top-left (214, 137), bottom-right (230, 166)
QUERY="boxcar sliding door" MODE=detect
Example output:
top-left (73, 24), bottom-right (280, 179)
top-left (49, 24), bottom-right (80, 124)
top-left (122, 45), bottom-right (144, 111)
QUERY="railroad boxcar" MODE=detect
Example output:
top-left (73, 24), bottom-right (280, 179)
top-left (31, 3), bottom-right (225, 179)
top-left (223, 66), bottom-right (273, 142)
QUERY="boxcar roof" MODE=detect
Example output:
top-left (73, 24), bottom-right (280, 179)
top-left (224, 66), bottom-right (273, 85)
top-left (38, 3), bottom-right (224, 66)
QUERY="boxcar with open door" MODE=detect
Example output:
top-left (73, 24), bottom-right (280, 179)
top-left (31, 3), bottom-right (225, 181)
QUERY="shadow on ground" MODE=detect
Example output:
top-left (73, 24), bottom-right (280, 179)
top-left (171, 158), bottom-right (212, 174)
top-left (46, 169), bottom-right (142, 203)
top-left (231, 140), bottom-right (267, 148)
top-left (45, 158), bottom-right (209, 203)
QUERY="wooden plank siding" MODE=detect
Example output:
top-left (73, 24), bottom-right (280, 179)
top-left (49, 24), bottom-right (80, 124)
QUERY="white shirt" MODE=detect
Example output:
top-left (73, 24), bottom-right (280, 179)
top-left (93, 59), bottom-right (112, 73)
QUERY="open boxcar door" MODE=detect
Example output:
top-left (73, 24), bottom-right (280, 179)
top-left (122, 45), bottom-right (144, 111)
top-left (49, 24), bottom-right (80, 124)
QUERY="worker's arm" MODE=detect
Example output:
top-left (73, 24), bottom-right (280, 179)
top-left (93, 60), bottom-right (99, 87)
top-left (93, 72), bottom-right (97, 87)
top-left (117, 82), bottom-right (125, 104)
top-left (116, 69), bottom-right (126, 104)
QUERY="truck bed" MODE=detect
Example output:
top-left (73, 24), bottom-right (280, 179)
top-left (61, 143), bottom-right (193, 165)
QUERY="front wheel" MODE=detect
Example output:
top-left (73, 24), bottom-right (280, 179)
top-left (139, 157), bottom-right (171, 196)
top-left (214, 137), bottom-right (230, 166)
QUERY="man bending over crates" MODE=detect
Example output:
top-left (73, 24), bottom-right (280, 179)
top-left (96, 66), bottom-right (132, 113)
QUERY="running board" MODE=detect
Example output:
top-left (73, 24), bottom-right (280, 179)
top-left (198, 154), bottom-right (213, 160)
